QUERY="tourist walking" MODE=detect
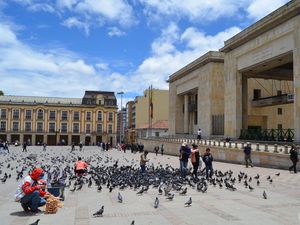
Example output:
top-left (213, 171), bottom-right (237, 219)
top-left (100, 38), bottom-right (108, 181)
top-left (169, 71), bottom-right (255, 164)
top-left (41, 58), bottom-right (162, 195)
top-left (289, 145), bottom-right (298, 173)
top-left (140, 151), bottom-right (149, 173)
top-left (244, 142), bottom-right (254, 168)
top-left (179, 142), bottom-right (191, 177)
top-left (191, 143), bottom-right (200, 178)
top-left (202, 148), bottom-right (213, 179)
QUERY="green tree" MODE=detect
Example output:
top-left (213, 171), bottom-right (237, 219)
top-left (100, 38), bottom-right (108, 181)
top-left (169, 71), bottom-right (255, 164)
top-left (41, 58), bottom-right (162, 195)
top-left (0, 90), bottom-right (3, 96)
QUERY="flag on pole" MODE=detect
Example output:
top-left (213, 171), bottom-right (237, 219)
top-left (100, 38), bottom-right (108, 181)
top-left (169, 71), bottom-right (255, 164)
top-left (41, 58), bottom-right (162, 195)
top-left (150, 85), bottom-right (153, 119)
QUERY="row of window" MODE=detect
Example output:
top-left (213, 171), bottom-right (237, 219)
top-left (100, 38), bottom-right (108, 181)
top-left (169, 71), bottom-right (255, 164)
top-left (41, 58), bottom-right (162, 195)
top-left (0, 109), bottom-right (114, 121)
top-left (0, 121), bottom-right (113, 134)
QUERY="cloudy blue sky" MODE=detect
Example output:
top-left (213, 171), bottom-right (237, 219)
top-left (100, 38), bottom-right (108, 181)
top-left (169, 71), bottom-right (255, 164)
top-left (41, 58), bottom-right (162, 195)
top-left (0, 0), bottom-right (290, 104)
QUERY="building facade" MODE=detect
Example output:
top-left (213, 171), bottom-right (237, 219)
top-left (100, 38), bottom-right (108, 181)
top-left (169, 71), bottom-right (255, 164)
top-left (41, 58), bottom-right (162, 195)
top-left (0, 91), bottom-right (117, 145)
top-left (168, 0), bottom-right (300, 142)
top-left (168, 51), bottom-right (225, 138)
top-left (116, 108), bottom-right (126, 143)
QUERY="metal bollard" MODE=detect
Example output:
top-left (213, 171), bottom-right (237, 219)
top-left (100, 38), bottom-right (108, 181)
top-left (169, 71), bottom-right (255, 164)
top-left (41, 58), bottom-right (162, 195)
top-left (223, 141), bottom-right (226, 148)
top-left (235, 142), bottom-right (238, 148)
top-left (213, 140), bottom-right (216, 146)
top-left (218, 140), bottom-right (221, 147)
top-left (241, 142), bottom-right (244, 150)
top-left (208, 140), bottom-right (211, 146)
top-left (229, 141), bottom-right (232, 148)
top-left (204, 140), bottom-right (207, 145)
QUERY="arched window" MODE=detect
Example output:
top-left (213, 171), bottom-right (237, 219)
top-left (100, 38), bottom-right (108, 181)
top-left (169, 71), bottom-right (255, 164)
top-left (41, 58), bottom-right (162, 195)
top-left (97, 111), bottom-right (103, 121)
top-left (37, 109), bottom-right (44, 120)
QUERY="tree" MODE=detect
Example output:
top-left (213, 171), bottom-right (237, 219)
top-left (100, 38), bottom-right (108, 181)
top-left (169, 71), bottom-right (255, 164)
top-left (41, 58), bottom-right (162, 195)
top-left (0, 90), bottom-right (3, 96)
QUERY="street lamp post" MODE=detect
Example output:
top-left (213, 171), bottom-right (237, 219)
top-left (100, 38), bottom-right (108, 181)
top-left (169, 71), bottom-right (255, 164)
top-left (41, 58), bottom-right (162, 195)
top-left (117, 91), bottom-right (124, 144)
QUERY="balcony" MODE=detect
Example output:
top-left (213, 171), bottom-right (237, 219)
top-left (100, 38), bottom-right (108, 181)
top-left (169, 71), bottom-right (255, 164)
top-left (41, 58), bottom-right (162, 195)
top-left (252, 94), bottom-right (293, 107)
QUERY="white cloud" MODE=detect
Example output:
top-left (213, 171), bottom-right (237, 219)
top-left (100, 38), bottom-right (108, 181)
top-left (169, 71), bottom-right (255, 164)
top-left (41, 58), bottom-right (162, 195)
top-left (107, 27), bottom-right (126, 37)
top-left (246, 0), bottom-right (290, 21)
top-left (140, 0), bottom-right (247, 23)
top-left (0, 22), bottom-right (242, 98)
top-left (61, 17), bottom-right (90, 36)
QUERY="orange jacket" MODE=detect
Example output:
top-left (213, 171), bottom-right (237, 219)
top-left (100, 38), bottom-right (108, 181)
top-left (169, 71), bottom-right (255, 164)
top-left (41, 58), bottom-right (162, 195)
top-left (75, 160), bottom-right (88, 170)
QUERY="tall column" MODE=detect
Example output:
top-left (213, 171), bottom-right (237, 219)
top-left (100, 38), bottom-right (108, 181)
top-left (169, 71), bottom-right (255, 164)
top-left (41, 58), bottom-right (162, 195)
top-left (293, 23), bottom-right (300, 142)
top-left (224, 54), bottom-right (243, 138)
top-left (184, 94), bottom-right (189, 133)
top-left (242, 76), bottom-right (248, 129)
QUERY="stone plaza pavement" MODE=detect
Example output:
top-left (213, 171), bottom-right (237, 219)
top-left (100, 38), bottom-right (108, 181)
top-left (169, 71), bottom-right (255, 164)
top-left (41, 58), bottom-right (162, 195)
top-left (0, 146), bottom-right (299, 225)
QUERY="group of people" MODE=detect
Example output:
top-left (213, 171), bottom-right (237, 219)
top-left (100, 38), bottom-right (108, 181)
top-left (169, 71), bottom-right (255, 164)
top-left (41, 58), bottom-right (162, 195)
top-left (179, 143), bottom-right (213, 179)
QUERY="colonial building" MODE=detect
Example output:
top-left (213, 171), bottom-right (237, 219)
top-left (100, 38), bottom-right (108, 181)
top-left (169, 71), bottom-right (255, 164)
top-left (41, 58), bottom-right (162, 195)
top-left (168, 0), bottom-right (299, 142)
top-left (0, 91), bottom-right (117, 145)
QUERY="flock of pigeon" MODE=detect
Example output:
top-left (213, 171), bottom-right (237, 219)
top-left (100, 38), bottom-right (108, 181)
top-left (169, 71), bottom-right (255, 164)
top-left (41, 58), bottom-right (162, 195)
top-left (0, 147), bottom-right (281, 225)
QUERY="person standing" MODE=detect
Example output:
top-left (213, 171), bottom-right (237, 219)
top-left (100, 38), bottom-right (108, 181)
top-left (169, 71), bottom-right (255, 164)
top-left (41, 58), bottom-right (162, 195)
top-left (202, 148), bottom-right (213, 179)
top-left (154, 146), bottom-right (159, 156)
top-left (79, 142), bottom-right (83, 151)
top-left (289, 145), bottom-right (298, 173)
top-left (43, 143), bottom-right (47, 151)
top-left (190, 144), bottom-right (200, 178)
top-left (244, 142), bottom-right (254, 168)
top-left (71, 142), bottom-right (75, 151)
top-left (4, 141), bottom-right (9, 153)
top-left (197, 129), bottom-right (202, 140)
top-left (140, 151), bottom-right (149, 173)
top-left (179, 143), bottom-right (191, 177)
top-left (22, 142), bottom-right (27, 152)
top-left (161, 144), bottom-right (164, 155)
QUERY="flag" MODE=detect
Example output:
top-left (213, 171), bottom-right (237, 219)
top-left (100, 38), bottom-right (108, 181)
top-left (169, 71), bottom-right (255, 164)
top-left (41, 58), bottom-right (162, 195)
top-left (150, 85), bottom-right (153, 119)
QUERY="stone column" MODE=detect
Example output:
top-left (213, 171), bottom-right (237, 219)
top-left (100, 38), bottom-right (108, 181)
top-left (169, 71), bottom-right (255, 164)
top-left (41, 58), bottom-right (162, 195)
top-left (242, 76), bottom-right (248, 129)
top-left (224, 54), bottom-right (243, 139)
top-left (293, 24), bottom-right (300, 142)
top-left (184, 94), bottom-right (189, 133)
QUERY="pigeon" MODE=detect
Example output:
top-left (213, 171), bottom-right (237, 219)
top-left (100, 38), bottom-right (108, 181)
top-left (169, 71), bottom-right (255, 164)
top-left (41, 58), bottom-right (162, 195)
top-left (249, 185), bottom-right (254, 191)
top-left (118, 192), bottom-right (123, 203)
top-left (70, 185), bottom-right (76, 192)
top-left (275, 173), bottom-right (280, 176)
top-left (263, 190), bottom-right (267, 199)
top-left (29, 219), bottom-right (40, 225)
top-left (97, 185), bottom-right (102, 192)
top-left (166, 193), bottom-right (174, 200)
top-left (154, 197), bottom-right (159, 208)
top-left (184, 197), bottom-right (192, 207)
top-left (131, 220), bottom-right (135, 225)
top-left (256, 180), bottom-right (260, 186)
top-left (136, 187), bottom-right (144, 195)
top-left (179, 187), bottom-right (187, 195)
top-left (93, 206), bottom-right (104, 217)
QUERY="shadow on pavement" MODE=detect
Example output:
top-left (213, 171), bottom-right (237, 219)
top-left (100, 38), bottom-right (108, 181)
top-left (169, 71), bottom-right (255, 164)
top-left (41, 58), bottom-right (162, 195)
top-left (10, 211), bottom-right (40, 217)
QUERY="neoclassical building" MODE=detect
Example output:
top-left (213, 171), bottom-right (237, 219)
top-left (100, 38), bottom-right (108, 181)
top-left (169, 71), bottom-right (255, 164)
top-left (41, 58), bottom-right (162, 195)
top-left (0, 91), bottom-right (117, 145)
top-left (169, 0), bottom-right (299, 142)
